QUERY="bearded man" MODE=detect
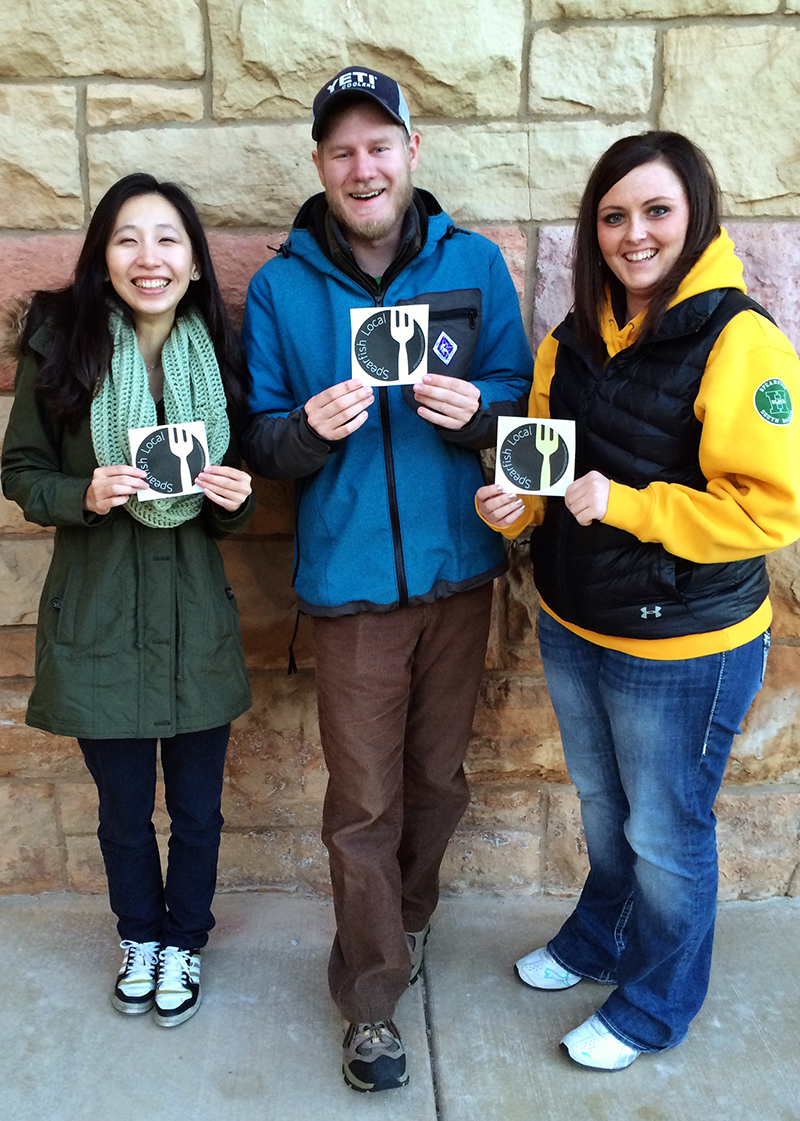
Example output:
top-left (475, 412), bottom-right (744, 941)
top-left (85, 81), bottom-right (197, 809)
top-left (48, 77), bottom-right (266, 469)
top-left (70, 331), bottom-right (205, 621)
top-left (242, 66), bottom-right (532, 1092)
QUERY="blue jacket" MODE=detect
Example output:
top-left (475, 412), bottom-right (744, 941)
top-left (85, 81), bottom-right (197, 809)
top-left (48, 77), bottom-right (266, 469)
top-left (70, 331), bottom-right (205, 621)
top-left (242, 190), bottom-right (533, 616)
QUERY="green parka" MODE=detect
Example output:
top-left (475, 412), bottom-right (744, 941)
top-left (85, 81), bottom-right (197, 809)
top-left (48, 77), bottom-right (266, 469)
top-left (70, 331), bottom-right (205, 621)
top-left (1, 325), bottom-right (254, 739)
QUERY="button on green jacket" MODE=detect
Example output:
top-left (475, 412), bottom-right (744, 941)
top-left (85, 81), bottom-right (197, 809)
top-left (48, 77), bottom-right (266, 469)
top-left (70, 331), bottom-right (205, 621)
top-left (1, 330), bottom-right (254, 740)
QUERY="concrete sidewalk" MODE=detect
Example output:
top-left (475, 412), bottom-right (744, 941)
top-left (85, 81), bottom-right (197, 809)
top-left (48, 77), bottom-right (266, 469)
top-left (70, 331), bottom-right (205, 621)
top-left (1, 890), bottom-right (799, 1121)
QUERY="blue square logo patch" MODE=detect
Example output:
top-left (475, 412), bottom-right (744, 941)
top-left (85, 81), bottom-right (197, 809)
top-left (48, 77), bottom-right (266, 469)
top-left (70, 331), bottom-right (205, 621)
top-left (433, 330), bottom-right (458, 366)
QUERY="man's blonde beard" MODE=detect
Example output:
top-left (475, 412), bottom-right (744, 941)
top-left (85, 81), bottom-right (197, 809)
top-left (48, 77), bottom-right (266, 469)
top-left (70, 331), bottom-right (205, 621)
top-left (327, 175), bottom-right (414, 245)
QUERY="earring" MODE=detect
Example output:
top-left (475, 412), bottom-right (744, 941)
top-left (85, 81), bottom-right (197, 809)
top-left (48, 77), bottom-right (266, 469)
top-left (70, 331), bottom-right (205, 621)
top-left (190, 268), bottom-right (200, 281)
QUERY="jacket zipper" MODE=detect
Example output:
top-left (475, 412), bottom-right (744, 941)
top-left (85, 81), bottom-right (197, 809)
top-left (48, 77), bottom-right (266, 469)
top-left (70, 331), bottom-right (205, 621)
top-left (429, 306), bottom-right (478, 329)
top-left (290, 207), bottom-right (427, 610)
top-left (372, 290), bottom-right (409, 607)
top-left (378, 386), bottom-right (409, 606)
top-left (372, 297), bottom-right (478, 609)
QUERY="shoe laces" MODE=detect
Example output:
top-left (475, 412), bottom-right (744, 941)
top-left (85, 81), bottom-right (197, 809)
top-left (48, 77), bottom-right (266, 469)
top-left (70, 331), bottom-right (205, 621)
top-left (348, 1020), bottom-right (402, 1057)
top-left (158, 945), bottom-right (194, 988)
top-left (120, 940), bottom-right (159, 971)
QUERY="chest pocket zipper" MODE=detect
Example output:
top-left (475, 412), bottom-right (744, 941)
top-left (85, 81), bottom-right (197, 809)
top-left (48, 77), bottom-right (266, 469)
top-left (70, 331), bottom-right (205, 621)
top-left (429, 306), bottom-right (478, 329)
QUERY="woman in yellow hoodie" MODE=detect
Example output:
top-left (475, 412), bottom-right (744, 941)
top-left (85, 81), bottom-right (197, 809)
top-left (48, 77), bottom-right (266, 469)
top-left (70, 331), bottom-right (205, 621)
top-left (478, 132), bottom-right (800, 1070)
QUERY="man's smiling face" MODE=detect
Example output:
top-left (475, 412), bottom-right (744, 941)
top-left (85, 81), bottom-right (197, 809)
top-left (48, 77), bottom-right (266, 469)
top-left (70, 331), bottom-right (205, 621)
top-left (313, 100), bottom-right (419, 249)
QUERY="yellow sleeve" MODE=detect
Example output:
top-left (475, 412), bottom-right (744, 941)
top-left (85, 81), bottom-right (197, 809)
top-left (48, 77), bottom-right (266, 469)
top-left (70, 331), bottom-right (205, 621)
top-left (476, 330), bottom-right (559, 538)
top-left (603, 310), bottom-right (800, 561)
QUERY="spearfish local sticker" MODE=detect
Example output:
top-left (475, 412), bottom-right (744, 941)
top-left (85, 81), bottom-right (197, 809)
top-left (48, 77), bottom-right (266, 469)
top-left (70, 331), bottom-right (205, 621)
top-left (495, 417), bottom-right (576, 496)
top-left (129, 421), bottom-right (210, 501)
top-left (754, 378), bottom-right (793, 425)
top-left (350, 304), bottom-right (429, 385)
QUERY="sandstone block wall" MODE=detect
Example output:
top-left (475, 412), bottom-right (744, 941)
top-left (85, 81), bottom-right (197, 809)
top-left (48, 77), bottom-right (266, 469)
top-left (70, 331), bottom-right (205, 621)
top-left (2, 1), bottom-right (799, 902)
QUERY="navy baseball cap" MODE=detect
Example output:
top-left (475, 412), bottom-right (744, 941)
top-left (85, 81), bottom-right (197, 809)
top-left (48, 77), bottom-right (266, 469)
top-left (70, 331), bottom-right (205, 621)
top-left (312, 67), bottom-right (411, 141)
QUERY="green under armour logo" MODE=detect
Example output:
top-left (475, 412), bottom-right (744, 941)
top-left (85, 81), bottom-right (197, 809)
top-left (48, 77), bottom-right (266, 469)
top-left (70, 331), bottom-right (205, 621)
top-left (754, 378), bottom-right (793, 425)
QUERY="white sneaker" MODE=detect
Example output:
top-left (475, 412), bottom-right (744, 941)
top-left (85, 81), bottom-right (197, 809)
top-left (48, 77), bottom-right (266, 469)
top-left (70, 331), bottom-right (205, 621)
top-left (154, 946), bottom-right (201, 1027)
top-left (111, 940), bottom-right (160, 1014)
top-left (515, 946), bottom-right (582, 990)
top-left (561, 1013), bottom-right (641, 1070)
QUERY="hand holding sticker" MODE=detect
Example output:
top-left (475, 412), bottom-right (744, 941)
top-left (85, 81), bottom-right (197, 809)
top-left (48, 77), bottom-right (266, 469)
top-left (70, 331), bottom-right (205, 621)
top-left (305, 379), bottom-right (374, 440)
top-left (413, 374), bottom-right (480, 429)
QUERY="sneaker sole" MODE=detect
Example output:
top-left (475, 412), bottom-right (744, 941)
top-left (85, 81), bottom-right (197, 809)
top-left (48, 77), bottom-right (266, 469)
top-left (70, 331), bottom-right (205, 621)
top-left (559, 1041), bottom-right (638, 1072)
top-left (154, 990), bottom-right (202, 1028)
top-left (111, 994), bottom-right (155, 1014)
top-left (514, 962), bottom-right (582, 991)
top-left (343, 1066), bottom-right (409, 1093)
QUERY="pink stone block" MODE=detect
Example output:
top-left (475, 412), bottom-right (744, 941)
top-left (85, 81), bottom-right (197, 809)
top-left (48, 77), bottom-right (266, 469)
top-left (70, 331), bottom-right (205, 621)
top-left (0, 234), bottom-right (82, 390)
top-left (726, 222), bottom-right (800, 354)
top-left (473, 226), bottom-right (528, 301)
top-left (207, 230), bottom-right (289, 327)
top-left (532, 225), bottom-right (573, 351)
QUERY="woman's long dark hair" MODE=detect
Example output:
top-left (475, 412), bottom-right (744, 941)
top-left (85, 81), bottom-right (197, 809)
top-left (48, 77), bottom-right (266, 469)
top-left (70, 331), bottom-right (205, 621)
top-left (571, 132), bottom-right (721, 363)
top-left (24, 173), bottom-right (249, 426)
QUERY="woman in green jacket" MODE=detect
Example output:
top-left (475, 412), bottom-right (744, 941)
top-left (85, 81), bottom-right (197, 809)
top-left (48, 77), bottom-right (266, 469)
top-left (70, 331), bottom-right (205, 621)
top-left (2, 173), bottom-right (254, 1027)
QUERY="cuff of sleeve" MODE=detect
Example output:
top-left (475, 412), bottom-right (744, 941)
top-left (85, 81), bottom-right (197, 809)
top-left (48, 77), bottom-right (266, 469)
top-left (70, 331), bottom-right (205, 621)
top-left (208, 490), bottom-right (256, 535)
top-left (438, 398), bottom-right (484, 440)
top-left (475, 493), bottom-right (541, 539)
top-left (300, 409), bottom-right (344, 454)
top-left (603, 480), bottom-right (652, 537)
top-left (456, 397), bottom-right (484, 433)
top-left (63, 477), bottom-right (102, 526)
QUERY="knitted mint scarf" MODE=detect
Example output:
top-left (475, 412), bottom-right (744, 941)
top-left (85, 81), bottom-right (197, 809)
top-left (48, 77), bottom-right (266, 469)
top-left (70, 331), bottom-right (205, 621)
top-left (91, 307), bottom-right (230, 528)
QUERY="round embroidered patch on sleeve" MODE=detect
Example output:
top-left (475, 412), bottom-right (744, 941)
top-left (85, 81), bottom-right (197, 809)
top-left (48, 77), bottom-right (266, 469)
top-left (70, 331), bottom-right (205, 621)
top-left (754, 378), bottom-right (793, 425)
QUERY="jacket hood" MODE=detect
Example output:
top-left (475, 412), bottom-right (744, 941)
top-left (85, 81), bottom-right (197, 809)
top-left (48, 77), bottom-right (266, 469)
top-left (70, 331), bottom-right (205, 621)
top-left (667, 227), bottom-right (745, 308)
top-left (275, 187), bottom-right (455, 299)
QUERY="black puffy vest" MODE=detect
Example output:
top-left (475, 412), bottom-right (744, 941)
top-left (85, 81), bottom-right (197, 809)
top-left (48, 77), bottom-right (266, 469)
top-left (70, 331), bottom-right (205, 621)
top-left (531, 288), bottom-right (771, 638)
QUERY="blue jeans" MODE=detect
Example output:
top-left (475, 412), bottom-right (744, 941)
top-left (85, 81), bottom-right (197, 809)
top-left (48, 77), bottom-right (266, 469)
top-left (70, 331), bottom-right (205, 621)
top-left (78, 725), bottom-right (230, 949)
top-left (538, 610), bottom-right (769, 1051)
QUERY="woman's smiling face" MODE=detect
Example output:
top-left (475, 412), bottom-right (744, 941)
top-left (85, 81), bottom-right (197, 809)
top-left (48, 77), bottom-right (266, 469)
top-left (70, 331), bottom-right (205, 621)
top-left (105, 193), bottom-right (197, 332)
top-left (596, 159), bottom-right (690, 321)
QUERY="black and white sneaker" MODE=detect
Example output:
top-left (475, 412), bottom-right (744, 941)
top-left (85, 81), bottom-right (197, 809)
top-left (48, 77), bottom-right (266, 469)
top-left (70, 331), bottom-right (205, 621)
top-left (154, 946), bottom-right (201, 1027)
top-left (111, 940), bottom-right (160, 1014)
top-left (342, 1020), bottom-right (409, 1092)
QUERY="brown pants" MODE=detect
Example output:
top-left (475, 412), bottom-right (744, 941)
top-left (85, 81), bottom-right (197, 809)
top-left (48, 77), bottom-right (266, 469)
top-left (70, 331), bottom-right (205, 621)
top-left (313, 582), bottom-right (493, 1023)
